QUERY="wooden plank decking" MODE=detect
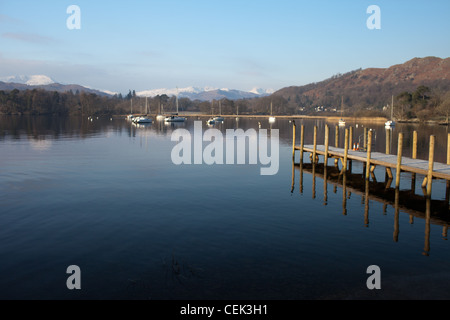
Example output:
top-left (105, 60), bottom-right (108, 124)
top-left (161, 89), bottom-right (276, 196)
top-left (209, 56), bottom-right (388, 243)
top-left (295, 145), bottom-right (450, 181)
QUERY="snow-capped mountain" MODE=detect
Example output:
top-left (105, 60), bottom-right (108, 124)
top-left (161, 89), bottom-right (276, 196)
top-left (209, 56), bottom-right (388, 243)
top-left (137, 86), bottom-right (217, 98)
top-left (0, 75), bottom-right (56, 86)
top-left (249, 87), bottom-right (275, 96)
top-left (0, 75), bottom-right (111, 96)
top-left (137, 86), bottom-right (274, 101)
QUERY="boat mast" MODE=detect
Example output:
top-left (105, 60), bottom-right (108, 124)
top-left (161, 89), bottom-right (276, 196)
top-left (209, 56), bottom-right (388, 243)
top-left (176, 87), bottom-right (179, 114)
top-left (391, 95), bottom-right (394, 120)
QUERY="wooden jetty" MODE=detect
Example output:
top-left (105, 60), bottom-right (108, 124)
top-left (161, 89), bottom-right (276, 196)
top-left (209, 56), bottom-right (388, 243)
top-left (292, 123), bottom-right (450, 199)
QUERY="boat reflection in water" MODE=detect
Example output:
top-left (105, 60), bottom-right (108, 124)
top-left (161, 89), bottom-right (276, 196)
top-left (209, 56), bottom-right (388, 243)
top-left (291, 159), bottom-right (450, 257)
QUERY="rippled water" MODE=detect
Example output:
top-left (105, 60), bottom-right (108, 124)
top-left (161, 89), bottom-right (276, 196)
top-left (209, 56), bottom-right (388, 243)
top-left (0, 115), bottom-right (449, 300)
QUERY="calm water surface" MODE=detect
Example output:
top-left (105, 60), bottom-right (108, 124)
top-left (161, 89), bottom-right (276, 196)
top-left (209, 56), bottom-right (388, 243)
top-left (0, 115), bottom-right (449, 300)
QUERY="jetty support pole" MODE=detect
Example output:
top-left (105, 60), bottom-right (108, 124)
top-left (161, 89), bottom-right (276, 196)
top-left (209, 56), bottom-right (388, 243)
top-left (324, 125), bottom-right (329, 166)
top-left (447, 133), bottom-right (450, 205)
top-left (292, 122), bottom-right (296, 161)
top-left (313, 126), bottom-right (317, 163)
top-left (366, 130), bottom-right (372, 180)
top-left (385, 129), bottom-right (393, 180)
top-left (426, 135), bottom-right (435, 198)
top-left (411, 131), bottom-right (418, 193)
top-left (300, 125), bottom-right (305, 162)
top-left (396, 133), bottom-right (403, 189)
top-left (334, 125), bottom-right (339, 165)
top-left (364, 127), bottom-right (368, 150)
top-left (343, 128), bottom-right (349, 172)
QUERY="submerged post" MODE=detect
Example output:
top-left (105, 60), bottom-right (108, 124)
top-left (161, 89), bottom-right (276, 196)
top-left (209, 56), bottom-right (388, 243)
top-left (427, 135), bottom-right (435, 198)
top-left (366, 130), bottom-right (372, 180)
top-left (396, 133), bottom-right (403, 189)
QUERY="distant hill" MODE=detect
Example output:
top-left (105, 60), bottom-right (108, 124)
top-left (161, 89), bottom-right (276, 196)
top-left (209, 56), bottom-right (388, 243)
top-left (274, 56), bottom-right (450, 111)
top-left (0, 77), bottom-right (112, 97)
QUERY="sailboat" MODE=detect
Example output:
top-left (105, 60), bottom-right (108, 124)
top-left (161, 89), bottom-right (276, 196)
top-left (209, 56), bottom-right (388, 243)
top-left (165, 89), bottom-right (186, 122)
top-left (126, 98), bottom-right (135, 121)
top-left (207, 100), bottom-right (216, 125)
top-left (214, 101), bottom-right (224, 122)
top-left (338, 96), bottom-right (346, 127)
top-left (134, 97), bottom-right (152, 124)
top-left (156, 101), bottom-right (165, 121)
top-left (385, 95), bottom-right (396, 128)
top-left (269, 101), bottom-right (276, 123)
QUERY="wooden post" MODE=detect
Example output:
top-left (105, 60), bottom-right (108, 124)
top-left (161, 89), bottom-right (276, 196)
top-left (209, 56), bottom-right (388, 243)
top-left (427, 135), bottom-right (435, 198)
top-left (300, 125), bottom-right (305, 161)
top-left (335, 125), bottom-right (339, 148)
top-left (447, 133), bottom-right (450, 165)
top-left (448, 132), bottom-right (450, 205)
top-left (385, 129), bottom-right (393, 181)
top-left (313, 126), bottom-right (317, 164)
top-left (366, 130), bottom-right (372, 180)
top-left (349, 126), bottom-right (353, 151)
top-left (348, 126), bottom-right (353, 172)
top-left (334, 125), bottom-right (339, 165)
top-left (292, 122), bottom-right (296, 161)
top-left (411, 130), bottom-right (418, 193)
top-left (386, 128), bottom-right (391, 154)
top-left (324, 125), bottom-right (329, 166)
top-left (412, 131), bottom-right (418, 160)
top-left (343, 128), bottom-right (349, 172)
top-left (363, 127), bottom-right (368, 150)
top-left (396, 133), bottom-right (403, 189)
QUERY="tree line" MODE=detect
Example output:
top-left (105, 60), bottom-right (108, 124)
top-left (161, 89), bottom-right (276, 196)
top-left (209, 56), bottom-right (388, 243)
top-left (0, 86), bottom-right (449, 122)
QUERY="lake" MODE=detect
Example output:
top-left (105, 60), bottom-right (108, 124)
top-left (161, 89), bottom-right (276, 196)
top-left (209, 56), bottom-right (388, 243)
top-left (0, 115), bottom-right (449, 300)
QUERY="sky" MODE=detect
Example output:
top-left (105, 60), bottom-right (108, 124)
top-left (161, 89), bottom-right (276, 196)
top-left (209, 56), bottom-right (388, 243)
top-left (0, 0), bottom-right (449, 94)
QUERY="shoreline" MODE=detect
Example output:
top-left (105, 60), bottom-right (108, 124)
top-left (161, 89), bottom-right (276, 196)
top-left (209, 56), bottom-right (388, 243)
top-left (2, 113), bottom-right (449, 125)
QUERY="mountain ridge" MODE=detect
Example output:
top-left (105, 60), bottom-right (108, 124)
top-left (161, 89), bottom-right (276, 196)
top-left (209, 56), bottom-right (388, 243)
top-left (273, 56), bottom-right (450, 110)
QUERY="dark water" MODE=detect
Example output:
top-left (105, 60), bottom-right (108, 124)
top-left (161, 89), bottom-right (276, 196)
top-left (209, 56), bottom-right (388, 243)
top-left (0, 115), bottom-right (449, 300)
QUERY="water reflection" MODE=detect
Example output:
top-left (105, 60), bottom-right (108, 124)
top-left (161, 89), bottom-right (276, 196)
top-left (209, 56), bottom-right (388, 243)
top-left (293, 160), bottom-right (450, 256)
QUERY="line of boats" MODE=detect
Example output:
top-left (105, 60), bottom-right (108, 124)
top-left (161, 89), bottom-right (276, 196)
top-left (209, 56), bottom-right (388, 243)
top-left (126, 95), bottom-right (187, 124)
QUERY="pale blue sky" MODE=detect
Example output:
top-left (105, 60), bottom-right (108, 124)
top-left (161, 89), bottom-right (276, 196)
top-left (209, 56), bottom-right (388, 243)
top-left (0, 0), bottom-right (449, 94)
